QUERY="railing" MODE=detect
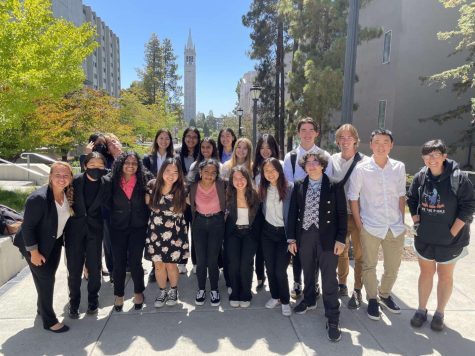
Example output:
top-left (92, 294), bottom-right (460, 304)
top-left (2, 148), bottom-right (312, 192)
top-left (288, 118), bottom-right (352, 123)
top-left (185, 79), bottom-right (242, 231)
top-left (19, 152), bottom-right (57, 170)
top-left (0, 157), bottom-right (48, 183)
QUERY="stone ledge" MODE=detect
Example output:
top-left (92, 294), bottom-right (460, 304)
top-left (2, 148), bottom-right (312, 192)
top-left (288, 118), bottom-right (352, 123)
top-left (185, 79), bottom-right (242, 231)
top-left (0, 235), bottom-right (27, 286)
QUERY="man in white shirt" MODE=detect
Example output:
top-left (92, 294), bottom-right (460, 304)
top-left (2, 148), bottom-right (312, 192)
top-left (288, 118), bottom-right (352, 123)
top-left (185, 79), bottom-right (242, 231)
top-left (348, 129), bottom-right (406, 321)
top-left (283, 118), bottom-right (330, 300)
top-left (326, 124), bottom-right (369, 309)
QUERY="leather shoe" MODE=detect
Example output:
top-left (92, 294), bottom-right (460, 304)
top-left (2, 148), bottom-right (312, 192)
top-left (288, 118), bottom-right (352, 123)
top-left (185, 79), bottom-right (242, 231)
top-left (45, 324), bottom-right (70, 333)
top-left (68, 307), bottom-right (79, 319)
top-left (134, 294), bottom-right (145, 310)
top-left (86, 305), bottom-right (98, 315)
top-left (256, 277), bottom-right (266, 290)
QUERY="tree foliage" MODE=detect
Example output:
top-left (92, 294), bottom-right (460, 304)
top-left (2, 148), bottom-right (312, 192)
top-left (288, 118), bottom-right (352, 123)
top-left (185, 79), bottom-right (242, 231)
top-left (0, 0), bottom-right (97, 157)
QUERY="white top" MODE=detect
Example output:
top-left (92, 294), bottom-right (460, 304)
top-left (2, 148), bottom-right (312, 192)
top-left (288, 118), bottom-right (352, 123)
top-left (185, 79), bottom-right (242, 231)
top-left (326, 152), bottom-right (369, 213)
top-left (283, 144), bottom-right (330, 183)
top-left (265, 185), bottom-right (284, 227)
top-left (156, 152), bottom-right (168, 173)
top-left (55, 193), bottom-right (71, 238)
top-left (347, 156), bottom-right (406, 239)
top-left (236, 207), bottom-right (249, 225)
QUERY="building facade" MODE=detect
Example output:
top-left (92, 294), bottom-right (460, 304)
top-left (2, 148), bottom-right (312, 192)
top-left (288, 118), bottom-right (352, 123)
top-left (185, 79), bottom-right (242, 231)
top-left (51, 0), bottom-right (120, 97)
top-left (349, 0), bottom-right (472, 173)
top-left (184, 31), bottom-right (196, 123)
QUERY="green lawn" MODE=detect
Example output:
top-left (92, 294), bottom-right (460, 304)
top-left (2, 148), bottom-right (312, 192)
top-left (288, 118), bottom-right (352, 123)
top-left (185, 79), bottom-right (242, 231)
top-left (0, 188), bottom-right (33, 212)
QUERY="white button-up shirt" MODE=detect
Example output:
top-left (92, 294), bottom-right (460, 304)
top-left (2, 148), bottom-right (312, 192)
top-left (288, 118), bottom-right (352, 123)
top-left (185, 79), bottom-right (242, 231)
top-left (347, 156), bottom-right (406, 239)
top-left (265, 185), bottom-right (284, 227)
top-left (283, 144), bottom-right (330, 183)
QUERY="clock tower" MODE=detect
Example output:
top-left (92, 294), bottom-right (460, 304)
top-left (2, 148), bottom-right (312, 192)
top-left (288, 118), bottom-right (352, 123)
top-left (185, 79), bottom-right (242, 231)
top-left (184, 30), bottom-right (196, 123)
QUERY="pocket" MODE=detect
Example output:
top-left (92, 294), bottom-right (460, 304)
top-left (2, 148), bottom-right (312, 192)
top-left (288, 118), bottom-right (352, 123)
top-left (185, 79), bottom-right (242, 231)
top-left (417, 222), bottom-right (452, 246)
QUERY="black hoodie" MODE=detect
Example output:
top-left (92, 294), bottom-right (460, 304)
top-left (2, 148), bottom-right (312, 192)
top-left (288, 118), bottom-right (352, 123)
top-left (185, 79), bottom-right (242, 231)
top-left (407, 159), bottom-right (475, 247)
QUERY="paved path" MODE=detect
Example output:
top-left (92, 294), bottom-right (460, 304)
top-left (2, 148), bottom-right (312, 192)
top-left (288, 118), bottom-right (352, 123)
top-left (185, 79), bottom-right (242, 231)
top-left (1, 233), bottom-right (475, 355)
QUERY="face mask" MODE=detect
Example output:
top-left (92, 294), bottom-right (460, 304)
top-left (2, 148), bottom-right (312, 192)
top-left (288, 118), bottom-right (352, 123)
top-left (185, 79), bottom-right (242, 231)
top-left (93, 144), bottom-right (108, 156)
top-left (86, 168), bottom-right (106, 180)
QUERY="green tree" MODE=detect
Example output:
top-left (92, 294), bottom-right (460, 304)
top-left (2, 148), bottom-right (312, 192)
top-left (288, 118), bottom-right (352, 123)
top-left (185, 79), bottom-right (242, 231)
top-left (0, 0), bottom-right (97, 157)
top-left (137, 33), bottom-right (163, 105)
top-left (420, 0), bottom-right (474, 152)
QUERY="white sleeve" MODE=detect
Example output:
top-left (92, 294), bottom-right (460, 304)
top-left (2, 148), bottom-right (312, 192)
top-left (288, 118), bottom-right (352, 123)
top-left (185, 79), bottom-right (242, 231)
top-left (347, 166), bottom-right (362, 201)
top-left (325, 157), bottom-right (334, 180)
top-left (283, 152), bottom-right (294, 183)
top-left (398, 162), bottom-right (407, 197)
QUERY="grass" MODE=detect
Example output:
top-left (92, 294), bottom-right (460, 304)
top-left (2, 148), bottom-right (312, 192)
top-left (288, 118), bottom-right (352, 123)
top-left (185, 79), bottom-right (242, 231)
top-left (0, 188), bottom-right (33, 212)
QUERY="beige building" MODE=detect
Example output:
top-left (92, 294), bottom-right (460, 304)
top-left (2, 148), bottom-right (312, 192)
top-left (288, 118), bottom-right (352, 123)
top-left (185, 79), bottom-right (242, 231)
top-left (349, 0), bottom-right (472, 173)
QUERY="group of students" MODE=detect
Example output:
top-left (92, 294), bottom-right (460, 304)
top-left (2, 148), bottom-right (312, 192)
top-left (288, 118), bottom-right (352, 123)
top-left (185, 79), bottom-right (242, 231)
top-left (13, 117), bottom-right (475, 343)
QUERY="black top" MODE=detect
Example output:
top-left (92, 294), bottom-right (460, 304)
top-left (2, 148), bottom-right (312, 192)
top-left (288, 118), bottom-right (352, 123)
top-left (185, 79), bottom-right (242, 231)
top-left (84, 176), bottom-right (101, 209)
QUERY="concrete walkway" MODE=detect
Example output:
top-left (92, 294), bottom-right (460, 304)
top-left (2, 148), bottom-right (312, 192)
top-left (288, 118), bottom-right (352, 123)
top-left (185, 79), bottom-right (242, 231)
top-left (1, 234), bottom-right (475, 355)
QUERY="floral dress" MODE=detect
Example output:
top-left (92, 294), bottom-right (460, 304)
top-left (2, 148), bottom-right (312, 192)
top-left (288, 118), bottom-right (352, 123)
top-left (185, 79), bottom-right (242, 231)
top-left (145, 190), bottom-right (189, 264)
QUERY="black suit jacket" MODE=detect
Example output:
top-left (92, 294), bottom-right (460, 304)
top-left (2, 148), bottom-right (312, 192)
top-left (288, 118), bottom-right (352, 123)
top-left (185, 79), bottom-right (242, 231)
top-left (142, 154), bottom-right (158, 176)
top-left (225, 197), bottom-right (262, 238)
top-left (13, 185), bottom-right (64, 259)
top-left (65, 173), bottom-right (109, 239)
top-left (287, 174), bottom-right (347, 251)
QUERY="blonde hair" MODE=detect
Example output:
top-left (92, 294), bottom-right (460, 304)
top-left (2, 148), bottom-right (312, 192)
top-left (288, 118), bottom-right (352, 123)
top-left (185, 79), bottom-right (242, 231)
top-left (226, 137), bottom-right (253, 175)
top-left (49, 161), bottom-right (75, 216)
top-left (335, 124), bottom-right (360, 147)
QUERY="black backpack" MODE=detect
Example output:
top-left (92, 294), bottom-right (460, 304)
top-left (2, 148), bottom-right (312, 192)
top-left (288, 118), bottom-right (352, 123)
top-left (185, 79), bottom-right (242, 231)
top-left (0, 204), bottom-right (23, 235)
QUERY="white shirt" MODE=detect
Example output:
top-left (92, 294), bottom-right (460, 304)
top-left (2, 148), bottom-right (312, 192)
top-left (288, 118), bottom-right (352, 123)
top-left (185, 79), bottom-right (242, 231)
top-left (265, 185), bottom-right (284, 227)
top-left (55, 193), bottom-right (71, 238)
top-left (347, 156), bottom-right (406, 239)
top-left (326, 152), bottom-right (369, 213)
top-left (283, 144), bottom-right (330, 183)
top-left (156, 152), bottom-right (168, 173)
top-left (236, 207), bottom-right (249, 225)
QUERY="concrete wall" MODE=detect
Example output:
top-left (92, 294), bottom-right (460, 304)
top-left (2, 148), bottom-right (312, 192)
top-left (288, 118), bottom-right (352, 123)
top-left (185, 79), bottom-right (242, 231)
top-left (0, 164), bottom-right (50, 185)
top-left (0, 236), bottom-right (27, 286)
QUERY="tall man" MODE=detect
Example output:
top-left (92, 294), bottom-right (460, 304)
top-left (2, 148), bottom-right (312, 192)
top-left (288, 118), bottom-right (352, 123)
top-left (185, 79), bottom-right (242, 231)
top-left (283, 118), bottom-right (330, 299)
top-left (348, 129), bottom-right (406, 320)
top-left (326, 124), bottom-right (368, 309)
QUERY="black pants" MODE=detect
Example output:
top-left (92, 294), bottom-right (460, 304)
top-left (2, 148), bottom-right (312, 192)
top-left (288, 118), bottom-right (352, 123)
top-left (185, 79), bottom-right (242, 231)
top-left (103, 218), bottom-right (113, 273)
top-left (111, 226), bottom-right (146, 297)
top-left (65, 226), bottom-right (103, 309)
top-left (255, 236), bottom-right (265, 281)
top-left (300, 226), bottom-right (339, 322)
top-left (293, 248), bottom-right (320, 286)
top-left (226, 227), bottom-right (258, 302)
top-left (261, 221), bottom-right (290, 304)
top-left (27, 237), bottom-right (63, 329)
top-left (192, 213), bottom-right (225, 290)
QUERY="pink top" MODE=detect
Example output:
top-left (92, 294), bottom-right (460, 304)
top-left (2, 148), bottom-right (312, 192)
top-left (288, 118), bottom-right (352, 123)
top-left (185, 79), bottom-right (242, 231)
top-left (120, 175), bottom-right (137, 200)
top-left (195, 183), bottom-right (221, 215)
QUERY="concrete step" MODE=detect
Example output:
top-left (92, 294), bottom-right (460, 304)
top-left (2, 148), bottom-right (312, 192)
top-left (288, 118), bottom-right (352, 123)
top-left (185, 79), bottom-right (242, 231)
top-left (0, 181), bottom-right (37, 192)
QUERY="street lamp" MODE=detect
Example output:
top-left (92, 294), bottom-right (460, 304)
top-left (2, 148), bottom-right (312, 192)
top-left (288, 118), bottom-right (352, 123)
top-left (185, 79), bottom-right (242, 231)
top-left (250, 85), bottom-right (261, 151)
top-left (237, 108), bottom-right (244, 137)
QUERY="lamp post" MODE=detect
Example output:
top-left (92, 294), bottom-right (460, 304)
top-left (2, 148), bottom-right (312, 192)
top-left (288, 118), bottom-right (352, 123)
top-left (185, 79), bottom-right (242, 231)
top-left (250, 85), bottom-right (261, 151)
top-left (237, 108), bottom-right (243, 137)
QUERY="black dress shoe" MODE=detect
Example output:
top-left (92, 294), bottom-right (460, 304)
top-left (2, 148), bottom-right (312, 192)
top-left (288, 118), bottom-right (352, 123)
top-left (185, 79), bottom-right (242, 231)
top-left (45, 324), bottom-right (70, 333)
top-left (86, 305), bottom-right (98, 315)
top-left (114, 304), bottom-right (123, 312)
top-left (134, 294), bottom-right (145, 310)
top-left (256, 277), bottom-right (266, 290)
top-left (68, 307), bottom-right (79, 319)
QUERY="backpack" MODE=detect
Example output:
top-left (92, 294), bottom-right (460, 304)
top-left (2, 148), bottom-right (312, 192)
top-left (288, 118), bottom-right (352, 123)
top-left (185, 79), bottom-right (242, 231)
top-left (0, 204), bottom-right (23, 235)
top-left (290, 150), bottom-right (298, 178)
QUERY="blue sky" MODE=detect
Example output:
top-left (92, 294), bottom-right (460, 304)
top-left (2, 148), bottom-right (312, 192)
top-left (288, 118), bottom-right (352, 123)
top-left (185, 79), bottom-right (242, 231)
top-left (83, 0), bottom-right (257, 117)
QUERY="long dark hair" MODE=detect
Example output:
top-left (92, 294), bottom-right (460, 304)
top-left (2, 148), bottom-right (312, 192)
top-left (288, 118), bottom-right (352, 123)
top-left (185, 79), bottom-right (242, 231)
top-left (151, 128), bottom-right (174, 158)
top-left (226, 166), bottom-right (259, 215)
top-left (180, 127), bottom-right (201, 158)
top-left (218, 128), bottom-right (237, 161)
top-left (149, 158), bottom-right (186, 214)
top-left (258, 158), bottom-right (288, 202)
top-left (112, 151), bottom-right (148, 191)
top-left (253, 133), bottom-right (280, 178)
top-left (84, 151), bottom-right (107, 167)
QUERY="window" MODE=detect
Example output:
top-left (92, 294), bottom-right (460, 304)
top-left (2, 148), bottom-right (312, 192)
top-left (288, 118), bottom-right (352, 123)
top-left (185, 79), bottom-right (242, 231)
top-left (383, 30), bottom-right (392, 64)
top-left (378, 100), bottom-right (387, 128)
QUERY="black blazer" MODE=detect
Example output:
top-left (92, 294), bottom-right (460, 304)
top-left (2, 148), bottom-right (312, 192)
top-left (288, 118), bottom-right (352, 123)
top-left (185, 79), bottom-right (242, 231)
top-left (287, 174), bottom-right (347, 251)
top-left (108, 176), bottom-right (149, 230)
top-left (65, 174), bottom-right (109, 238)
top-left (13, 185), bottom-right (65, 259)
top-left (143, 153), bottom-right (158, 176)
top-left (225, 197), bottom-right (262, 238)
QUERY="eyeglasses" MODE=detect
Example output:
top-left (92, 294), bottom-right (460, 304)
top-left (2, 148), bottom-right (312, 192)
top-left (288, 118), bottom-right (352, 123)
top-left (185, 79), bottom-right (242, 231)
top-left (124, 161), bottom-right (138, 167)
top-left (305, 160), bottom-right (321, 166)
top-left (422, 152), bottom-right (443, 159)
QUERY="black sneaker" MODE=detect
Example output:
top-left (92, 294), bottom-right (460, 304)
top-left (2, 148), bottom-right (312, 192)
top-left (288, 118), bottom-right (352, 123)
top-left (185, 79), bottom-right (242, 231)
top-left (86, 304), bottom-right (98, 315)
top-left (291, 282), bottom-right (302, 300)
top-left (315, 283), bottom-right (321, 300)
top-left (430, 314), bottom-right (444, 332)
top-left (367, 299), bottom-right (380, 320)
top-left (195, 290), bottom-right (206, 306)
top-left (148, 269), bottom-right (156, 283)
top-left (410, 310), bottom-right (428, 328)
top-left (294, 300), bottom-right (317, 315)
top-left (326, 321), bottom-right (342, 342)
top-left (166, 288), bottom-right (178, 306)
top-left (379, 295), bottom-right (401, 314)
top-left (68, 305), bottom-right (79, 319)
top-left (338, 284), bottom-right (348, 298)
top-left (348, 290), bottom-right (362, 309)
top-left (210, 290), bottom-right (221, 306)
top-left (154, 289), bottom-right (168, 308)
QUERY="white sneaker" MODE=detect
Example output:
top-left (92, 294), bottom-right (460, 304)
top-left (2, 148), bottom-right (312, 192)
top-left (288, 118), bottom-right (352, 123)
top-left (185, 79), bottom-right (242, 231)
top-left (230, 300), bottom-right (240, 308)
top-left (192, 265), bottom-right (197, 274)
top-left (265, 298), bottom-right (281, 309)
top-left (282, 304), bottom-right (291, 317)
top-left (239, 301), bottom-right (250, 308)
top-left (177, 264), bottom-right (187, 274)
top-left (227, 287), bottom-right (232, 295)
